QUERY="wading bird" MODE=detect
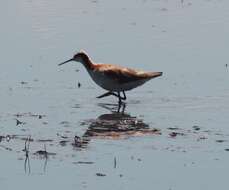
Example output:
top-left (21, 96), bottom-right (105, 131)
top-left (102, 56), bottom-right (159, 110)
top-left (59, 51), bottom-right (162, 103)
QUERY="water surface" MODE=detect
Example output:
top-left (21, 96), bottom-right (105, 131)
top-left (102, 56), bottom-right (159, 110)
top-left (0, 0), bottom-right (229, 189)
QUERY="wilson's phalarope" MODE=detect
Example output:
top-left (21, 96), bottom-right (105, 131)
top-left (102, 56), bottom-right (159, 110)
top-left (59, 51), bottom-right (162, 103)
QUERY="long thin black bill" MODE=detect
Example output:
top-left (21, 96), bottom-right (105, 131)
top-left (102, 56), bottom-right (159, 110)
top-left (58, 58), bottom-right (74, 66)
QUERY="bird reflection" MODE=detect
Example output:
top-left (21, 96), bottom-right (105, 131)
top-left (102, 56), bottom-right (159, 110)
top-left (73, 103), bottom-right (160, 149)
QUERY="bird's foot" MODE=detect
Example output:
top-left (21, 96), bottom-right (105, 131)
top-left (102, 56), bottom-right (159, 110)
top-left (97, 91), bottom-right (127, 105)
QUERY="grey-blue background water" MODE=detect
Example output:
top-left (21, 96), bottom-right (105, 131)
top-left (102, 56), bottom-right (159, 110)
top-left (0, 0), bottom-right (229, 189)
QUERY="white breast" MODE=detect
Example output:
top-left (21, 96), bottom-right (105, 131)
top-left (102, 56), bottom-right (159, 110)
top-left (88, 70), bottom-right (148, 92)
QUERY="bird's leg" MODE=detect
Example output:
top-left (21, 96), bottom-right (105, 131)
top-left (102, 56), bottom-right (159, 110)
top-left (97, 91), bottom-right (113, 99)
top-left (108, 92), bottom-right (123, 104)
top-left (122, 91), bottom-right (127, 100)
top-left (117, 92), bottom-right (122, 104)
top-left (117, 91), bottom-right (126, 100)
top-left (115, 91), bottom-right (126, 104)
top-left (97, 91), bottom-right (120, 98)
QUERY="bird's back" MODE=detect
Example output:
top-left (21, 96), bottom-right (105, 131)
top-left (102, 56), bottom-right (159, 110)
top-left (89, 63), bottom-right (162, 91)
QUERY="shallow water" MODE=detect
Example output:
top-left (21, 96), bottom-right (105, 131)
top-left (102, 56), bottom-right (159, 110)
top-left (1, 0), bottom-right (229, 189)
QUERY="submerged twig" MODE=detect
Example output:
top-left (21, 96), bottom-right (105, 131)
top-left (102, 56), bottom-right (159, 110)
top-left (114, 157), bottom-right (117, 169)
top-left (24, 136), bottom-right (31, 174)
top-left (43, 144), bottom-right (48, 173)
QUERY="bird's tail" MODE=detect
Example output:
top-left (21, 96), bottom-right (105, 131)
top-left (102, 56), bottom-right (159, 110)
top-left (148, 72), bottom-right (163, 79)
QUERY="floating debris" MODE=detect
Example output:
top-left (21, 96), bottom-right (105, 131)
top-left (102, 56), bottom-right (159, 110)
top-left (59, 121), bottom-right (70, 125)
top-left (225, 148), bottom-right (229, 152)
top-left (16, 119), bottom-right (26, 126)
top-left (77, 82), bottom-right (81, 88)
top-left (72, 136), bottom-right (89, 148)
top-left (169, 132), bottom-right (185, 138)
top-left (20, 81), bottom-right (28, 85)
top-left (59, 140), bottom-right (68, 146)
top-left (193, 126), bottom-right (201, 131)
top-left (96, 173), bottom-right (106, 177)
top-left (197, 136), bottom-right (208, 141)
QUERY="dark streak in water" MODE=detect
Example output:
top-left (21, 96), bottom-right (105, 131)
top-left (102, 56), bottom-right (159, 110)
top-left (193, 125), bottom-right (201, 131)
top-left (37, 139), bottom-right (53, 142)
top-left (14, 112), bottom-right (46, 118)
top-left (216, 140), bottom-right (227, 143)
top-left (59, 140), bottom-right (69, 146)
top-left (168, 127), bottom-right (180, 130)
top-left (114, 157), bottom-right (117, 169)
top-left (73, 161), bottom-right (94, 165)
top-left (34, 150), bottom-right (56, 157)
top-left (0, 145), bottom-right (13, 151)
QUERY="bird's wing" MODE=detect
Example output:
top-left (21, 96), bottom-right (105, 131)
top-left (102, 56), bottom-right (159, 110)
top-left (95, 64), bottom-right (162, 84)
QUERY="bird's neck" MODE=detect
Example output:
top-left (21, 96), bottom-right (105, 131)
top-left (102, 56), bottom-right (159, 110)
top-left (79, 56), bottom-right (94, 71)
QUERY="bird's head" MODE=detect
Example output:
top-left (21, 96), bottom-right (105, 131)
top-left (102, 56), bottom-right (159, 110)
top-left (58, 50), bottom-right (89, 66)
